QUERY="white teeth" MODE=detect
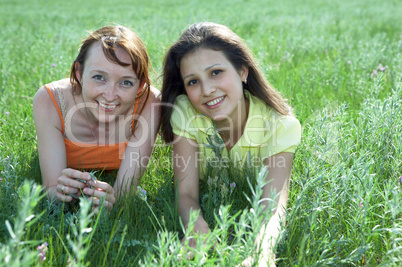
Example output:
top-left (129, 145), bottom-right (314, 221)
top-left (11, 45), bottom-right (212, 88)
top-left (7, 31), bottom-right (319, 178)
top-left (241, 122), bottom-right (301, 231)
top-left (98, 102), bottom-right (117, 110)
top-left (206, 96), bottom-right (224, 106)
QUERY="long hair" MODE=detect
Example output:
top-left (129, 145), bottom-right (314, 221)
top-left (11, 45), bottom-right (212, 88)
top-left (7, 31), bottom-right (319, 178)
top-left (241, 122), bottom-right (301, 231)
top-left (70, 25), bottom-right (151, 117)
top-left (160, 22), bottom-right (292, 143)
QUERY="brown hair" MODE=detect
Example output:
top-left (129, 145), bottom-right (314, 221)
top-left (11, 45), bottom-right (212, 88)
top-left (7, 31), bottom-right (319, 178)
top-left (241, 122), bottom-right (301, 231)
top-left (160, 22), bottom-right (292, 143)
top-left (70, 25), bottom-right (151, 116)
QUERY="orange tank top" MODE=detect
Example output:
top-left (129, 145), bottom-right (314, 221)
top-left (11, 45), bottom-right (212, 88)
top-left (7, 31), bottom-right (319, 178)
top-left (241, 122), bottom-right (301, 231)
top-left (45, 84), bottom-right (140, 170)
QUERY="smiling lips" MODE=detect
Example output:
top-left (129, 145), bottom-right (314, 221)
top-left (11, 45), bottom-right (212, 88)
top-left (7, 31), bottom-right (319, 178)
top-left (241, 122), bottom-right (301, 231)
top-left (97, 101), bottom-right (118, 111)
top-left (205, 96), bottom-right (225, 107)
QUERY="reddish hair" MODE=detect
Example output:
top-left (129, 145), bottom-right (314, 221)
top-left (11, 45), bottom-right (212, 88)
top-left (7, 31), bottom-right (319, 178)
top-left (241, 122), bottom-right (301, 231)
top-left (70, 25), bottom-right (152, 116)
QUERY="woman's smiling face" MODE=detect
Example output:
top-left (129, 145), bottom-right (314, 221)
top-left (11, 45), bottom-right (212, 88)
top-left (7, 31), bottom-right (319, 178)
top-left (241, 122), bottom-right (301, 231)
top-left (180, 48), bottom-right (248, 126)
top-left (76, 41), bottom-right (141, 124)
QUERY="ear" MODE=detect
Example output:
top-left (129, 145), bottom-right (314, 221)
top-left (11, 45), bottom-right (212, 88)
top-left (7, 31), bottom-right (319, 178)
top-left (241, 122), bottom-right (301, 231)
top-left (241, 66), bottom-right (249, 82)
top-left (136, 80), bottom-right (146, 98)
top-left (138, 80), bottom-right (146, 93)
top-left (139, 80), bottom-right (146, 91)
top-left (74, 62), bottom-right (82, 83)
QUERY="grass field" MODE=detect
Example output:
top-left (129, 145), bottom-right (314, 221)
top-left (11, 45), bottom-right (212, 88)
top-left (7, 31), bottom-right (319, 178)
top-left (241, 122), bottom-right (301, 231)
top-left (1, 0), bottom-right (401, 265)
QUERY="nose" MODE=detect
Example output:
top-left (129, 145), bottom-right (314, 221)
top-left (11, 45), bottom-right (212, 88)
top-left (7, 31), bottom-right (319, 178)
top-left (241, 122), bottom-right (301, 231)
top-left (201, 80), bottom-right (216, 96)
top-left (103, 84), bottom-right (117, 101)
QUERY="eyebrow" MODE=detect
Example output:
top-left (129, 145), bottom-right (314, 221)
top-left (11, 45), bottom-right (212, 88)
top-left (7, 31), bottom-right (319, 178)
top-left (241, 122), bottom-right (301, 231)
top-left (182, 63), bottom-right (222, 80)
top-left (91, 70), bottom-right (137, 80)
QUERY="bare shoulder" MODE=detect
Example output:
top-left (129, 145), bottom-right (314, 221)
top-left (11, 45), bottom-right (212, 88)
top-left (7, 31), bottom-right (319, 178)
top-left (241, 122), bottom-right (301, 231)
top-left (148, 86), bottom-right (161, 103)
top-left (33, 79), bottom-right (71, 131)
top-left (141, 86), bottom-right (161, 114)
top-left (34, 79), bottom-right (74, 109)
top-left (133, 86), bottom-right (161, 134)
top-left (51, 78), bottom-right (72, 91)
top-left (33, 84), bottom-right (55, 112)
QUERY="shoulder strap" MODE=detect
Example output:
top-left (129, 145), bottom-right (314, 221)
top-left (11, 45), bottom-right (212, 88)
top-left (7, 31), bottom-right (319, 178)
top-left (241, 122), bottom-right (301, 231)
top-left (131, 82), bottom-right (148, 134)
top-left (131, 97), bottom-right (141, 134)
top-left (44, 84), bottom-right (65, 134)
top-left (55, 87), bottom-right (67, 129)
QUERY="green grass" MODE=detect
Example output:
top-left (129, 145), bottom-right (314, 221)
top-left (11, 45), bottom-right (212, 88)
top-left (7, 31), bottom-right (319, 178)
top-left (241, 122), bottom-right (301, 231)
top-left (1, 0), bottom-right (402, 265)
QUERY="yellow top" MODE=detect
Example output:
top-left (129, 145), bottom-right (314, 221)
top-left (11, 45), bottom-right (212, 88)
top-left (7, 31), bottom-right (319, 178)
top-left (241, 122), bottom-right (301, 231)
top-left (171, 90), bottom-right (301, 176)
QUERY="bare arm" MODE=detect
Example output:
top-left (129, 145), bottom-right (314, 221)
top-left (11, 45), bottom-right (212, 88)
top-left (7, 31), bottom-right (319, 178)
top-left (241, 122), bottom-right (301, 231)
top-left (261, 152), bottom-right (293, 218)
top-left (33, 86), bottom-right (91, 202)
top-left (244, 152), bottom-right (294, 267)
top-left (173, 135), bottom-right (210, 243)
top-left (114, 86), bottom-right (161, 196)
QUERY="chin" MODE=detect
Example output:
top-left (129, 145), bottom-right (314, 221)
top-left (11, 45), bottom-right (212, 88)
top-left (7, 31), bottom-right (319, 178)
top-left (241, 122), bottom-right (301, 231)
top-left (210, 114), bottom-right (231, 122)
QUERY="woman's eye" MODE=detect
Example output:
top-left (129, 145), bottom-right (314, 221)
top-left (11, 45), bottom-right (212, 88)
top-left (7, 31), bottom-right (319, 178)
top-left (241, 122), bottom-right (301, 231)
top-left (188, 79), bottom-right (198, 86)
top-left (212, 70), bottom-right (221, 76)
top-left (121, 80), bottom-right (133, 86)
top-left (93, 75), bottom-right (104, 81)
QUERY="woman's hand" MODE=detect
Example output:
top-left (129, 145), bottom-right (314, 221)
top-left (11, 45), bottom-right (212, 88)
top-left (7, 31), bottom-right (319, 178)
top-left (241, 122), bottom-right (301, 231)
top-left (241, 252), bottom-right (275, 267)
top-left (56, 168), bottom-right (92, 202)
top-left (83, 179), bottom-right (116, 213)
top-left (181, 219), bottom-right (210, 248)
top-left (179, 219), bottom-right (210, 260)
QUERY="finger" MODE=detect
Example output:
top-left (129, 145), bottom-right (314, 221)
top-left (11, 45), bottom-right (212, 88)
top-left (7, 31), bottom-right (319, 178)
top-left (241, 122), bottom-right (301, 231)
top-left (90, 197), bottom-right (114, 210)
top-left (85, 171), bottom-right (98, 180)
top-left (94, 190), bottom-right (116, 204)
top-left (186, 250), bottom-right (194, 260)
top-left (58, 183), bottom-right (84, 197)
top-left (88, 180), bottom-right (115, 194)
top-left (179, 240), bottom-right (194, 261)
top-left (184, 241), bottom-right (195, 260)
top-left (62, 168), bottom-right (92, 181)
top-left (58, 175), bottom-right (89, 190)
top-left (58, 184), bottom-right (71, 195)
top-left (241, 257), bottom-right (254, 267)
top-left (188, 237), bottom-right (197, 249)
top-left (58, 184), bottom-right (66, 194)
top-left (82, 187), bottom-right (106, 198)
top-left (56, 191), bottom-right (72, 202)
top-left (89, 190), bottom-right (116, 205)
top-left (82, 187), bottom-right (96, 196)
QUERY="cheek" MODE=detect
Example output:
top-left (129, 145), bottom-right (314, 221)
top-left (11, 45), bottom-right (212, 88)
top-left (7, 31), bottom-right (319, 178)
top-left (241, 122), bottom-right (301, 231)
top-left (120, 90), bottom-right (137, 104)
top-left (223, 77), bottom-right (238, 89)
top-left (84, 89), bottom-right (100, 100)
top-left (186, 91), bottom-right (200, 105)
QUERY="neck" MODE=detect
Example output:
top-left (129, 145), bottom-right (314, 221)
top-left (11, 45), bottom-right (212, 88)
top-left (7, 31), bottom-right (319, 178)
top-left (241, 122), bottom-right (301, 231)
top-left (215, 98), bottom-right (249, 148)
